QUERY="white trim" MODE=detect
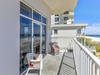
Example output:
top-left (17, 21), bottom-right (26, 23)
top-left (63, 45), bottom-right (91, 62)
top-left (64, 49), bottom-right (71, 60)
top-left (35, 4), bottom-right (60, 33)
top-left (31, 8), bottom-right (34, 53)
top-left (20, 0), bottom-right (47, 19)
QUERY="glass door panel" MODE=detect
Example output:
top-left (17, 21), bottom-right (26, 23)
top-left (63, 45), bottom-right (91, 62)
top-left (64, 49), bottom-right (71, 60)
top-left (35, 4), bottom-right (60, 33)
top-left (20, 16), bottom-right (32, 73)
top-left (42, 25), bottom-right (46, 53)
top-left (33, 23), bottom-right (40, 54)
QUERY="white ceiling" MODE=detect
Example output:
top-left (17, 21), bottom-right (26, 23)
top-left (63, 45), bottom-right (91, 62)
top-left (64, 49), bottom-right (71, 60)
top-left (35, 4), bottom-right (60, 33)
top-left (43, 0), bottom-right (78, 14)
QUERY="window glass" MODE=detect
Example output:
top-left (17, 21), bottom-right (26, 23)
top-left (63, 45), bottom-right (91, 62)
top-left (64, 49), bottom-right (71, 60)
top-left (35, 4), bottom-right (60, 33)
top-left (54, 29), bottom-right (58, 34)
top-left (64, 17), bottom-right (68, 21)
top-left (42, 17), bottom-right (46, 24)
top-left (64, 11), bottom-right (69, 14)
top-left (33, 23), bottom-right (40, 53)
top-left (20, 16), bottom-right (32, 73)
top-left (55, 14), bottom-right (59, 16)
top-left (33, 11), bottom-right (41, 22)
top-left (20, 2), bottom-right (32, 18)
top-left (55, 23), bottom-right (59, 25)
top-left (55, 17), bottom-right (59, 22)
top-left (42, 25), bottom-right (46, 53)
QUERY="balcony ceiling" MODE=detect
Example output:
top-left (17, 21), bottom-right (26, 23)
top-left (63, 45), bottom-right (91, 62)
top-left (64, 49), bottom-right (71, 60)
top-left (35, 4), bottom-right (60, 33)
top-left (43, 0), bottom-right (78, 14)
top-left (51, 24), bottom-right (87, 29)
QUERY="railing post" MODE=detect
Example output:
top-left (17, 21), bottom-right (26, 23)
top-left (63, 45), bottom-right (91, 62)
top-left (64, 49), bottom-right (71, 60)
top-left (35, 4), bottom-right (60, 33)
top-left (86, 54), bottom-right (88, 75)
top-left (90, 59), bottom-right (92, 75)
top-left (87, 57), bottom-right (90, 75)
top-left (96, 66), bottom-right (100, 75)
top-left (81, 50), bottom-right (83, 75)
top-left (92, 62), bottom-right (95, 75)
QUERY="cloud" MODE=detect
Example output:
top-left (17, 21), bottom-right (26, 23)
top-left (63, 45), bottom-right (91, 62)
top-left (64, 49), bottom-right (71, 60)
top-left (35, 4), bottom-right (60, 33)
top-left (92, 23), bottom-right (100, 27)
top-left (86, 23), bottom-right (100, 35)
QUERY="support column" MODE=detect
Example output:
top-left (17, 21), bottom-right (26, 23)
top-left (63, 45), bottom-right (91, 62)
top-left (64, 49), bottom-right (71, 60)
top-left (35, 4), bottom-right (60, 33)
top-left (84, 27), bottom-right (86, 46)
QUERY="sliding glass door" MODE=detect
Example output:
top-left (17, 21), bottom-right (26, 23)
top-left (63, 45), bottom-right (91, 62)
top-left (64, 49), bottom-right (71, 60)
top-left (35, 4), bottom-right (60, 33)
top-left (20, 1), bottom-right (47, 73)
top-left (33, 23), bottom-right (40, 54)
top-left (42, 25), bottom-right (46, 53)
top-left (20, 16), bottom-right (32, 72)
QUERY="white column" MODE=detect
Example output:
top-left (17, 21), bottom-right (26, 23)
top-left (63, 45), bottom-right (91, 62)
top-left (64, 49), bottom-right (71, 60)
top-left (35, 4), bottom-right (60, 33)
top-left (84, 27), bottom-right (86, 46)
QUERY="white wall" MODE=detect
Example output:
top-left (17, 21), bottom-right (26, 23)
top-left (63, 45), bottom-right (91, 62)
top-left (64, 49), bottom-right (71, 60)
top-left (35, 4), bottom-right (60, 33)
top-left (51, 15), bottom-right (55, 25)
top-left (24, 0), bottom-right (51, 53)
top-left (0, 0), bottom-right (20, 75)
top-left (0, 0), bottom-right (51, 75)
top-left (52, 28), bottom-right (77, 38)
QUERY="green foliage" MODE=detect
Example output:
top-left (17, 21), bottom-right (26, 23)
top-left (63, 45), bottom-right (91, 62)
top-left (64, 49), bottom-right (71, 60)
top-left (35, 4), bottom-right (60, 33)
top-left (85, 38), bottom-right (92, 45)
top-left (85, 39), bottom-right (100, 52)
top-left (78, 38), bottom-right (100, 52)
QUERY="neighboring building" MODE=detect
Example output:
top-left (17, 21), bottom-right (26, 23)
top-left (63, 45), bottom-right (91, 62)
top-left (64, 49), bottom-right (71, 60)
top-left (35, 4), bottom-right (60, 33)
top-left (51, 4), bottom-right (87, 50)
top-left (51, 24), bottom-right (87, 49)
top-left (0, 0), bottom-right (77, 75)
top-left (51, 10), bottom-right (74, 25)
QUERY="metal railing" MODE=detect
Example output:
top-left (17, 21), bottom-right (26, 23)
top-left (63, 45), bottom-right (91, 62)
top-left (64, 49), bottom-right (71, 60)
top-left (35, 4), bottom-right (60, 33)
top-left (71, 38), bottom-right (100, 75)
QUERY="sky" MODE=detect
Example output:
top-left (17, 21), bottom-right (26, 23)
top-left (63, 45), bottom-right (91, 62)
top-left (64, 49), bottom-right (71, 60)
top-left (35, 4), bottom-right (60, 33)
top-left (74, 0), bottom-right (100, 35)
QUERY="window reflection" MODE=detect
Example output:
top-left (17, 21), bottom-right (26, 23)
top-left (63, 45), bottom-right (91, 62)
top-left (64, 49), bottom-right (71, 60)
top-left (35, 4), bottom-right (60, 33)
top-left (42, 25), bottom-right (46, 53)
top-left (20, 16), bottom-right (32, 73)
top-left (20, 2), bottom-right (32, 18)
top-left (33, 11), bottom-right (41, 22)
top-left (42, 17), bottom-right (46, 24)
top-left (34, 23), bottom-right (40, 53)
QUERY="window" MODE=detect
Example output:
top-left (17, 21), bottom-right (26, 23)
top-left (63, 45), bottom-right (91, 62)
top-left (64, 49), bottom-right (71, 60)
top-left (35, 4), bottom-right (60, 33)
top-left (64, 17), bottom-right (68, 21)
top-left (20, 16), bottom-right (32, 73)
top-left (55, 23), bottom-right (59, 25)
top-left (64, 11), bottom-right (69, 14)
top-left (20, 2), bottom-right (32, 18)
top-left (55, 14), bottom-right (59, 16)
top-left (54, 29), bottom-right (58, 34)
top-left (55, 17), bottom-right (59, 22)
top-left (20, 2), bottom-right (47, 73)
top-left (33, 11), bottom-right (41, 22)
top-left (33, 23), bottom-right (40, 53)
top-left (42, 17), bottom-right (46, 24)
top-left (64, 23), bottom-right (67, 24)
top-left (42, 25), bottom-right (46, 53)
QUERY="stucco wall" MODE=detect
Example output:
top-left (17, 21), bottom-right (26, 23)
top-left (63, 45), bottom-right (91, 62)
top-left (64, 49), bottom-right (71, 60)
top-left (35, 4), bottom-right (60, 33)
top-left (0, 0), bottom-right (20, 75)
top-left (0, 0), bottom-right (51, 75)
top-left (52, 28), bottom-right (77, 38)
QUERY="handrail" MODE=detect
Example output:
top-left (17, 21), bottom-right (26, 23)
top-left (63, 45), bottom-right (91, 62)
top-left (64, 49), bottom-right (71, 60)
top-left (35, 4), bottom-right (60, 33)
top-left (73, 38), bottom-right (100, 67)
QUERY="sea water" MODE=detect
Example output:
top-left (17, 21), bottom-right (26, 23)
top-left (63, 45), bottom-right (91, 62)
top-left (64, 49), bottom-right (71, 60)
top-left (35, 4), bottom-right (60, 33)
top-left (86, 35), bottom-right (100, 38)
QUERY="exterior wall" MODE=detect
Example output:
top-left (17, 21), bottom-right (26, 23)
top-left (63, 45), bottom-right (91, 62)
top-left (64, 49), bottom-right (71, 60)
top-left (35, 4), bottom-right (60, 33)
top-left (24, 0), bottom-right (51, 53)
top-left (51, 15), bottom-right (55, 25)
top-left (0, 0), bottom-right (51, 75)
top-left (51, 28), bottom-right (77, 49)
top-left (0, 0), bottom-right (20, 75)
top-left (52, 28), bottom-right (77, 37)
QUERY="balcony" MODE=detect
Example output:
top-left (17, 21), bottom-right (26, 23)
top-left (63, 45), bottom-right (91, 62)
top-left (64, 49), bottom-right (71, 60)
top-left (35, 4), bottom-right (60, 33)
top-left (24, 37), bottom-right (100, 75)
top-left (51, 36), bottom-right (100, 75)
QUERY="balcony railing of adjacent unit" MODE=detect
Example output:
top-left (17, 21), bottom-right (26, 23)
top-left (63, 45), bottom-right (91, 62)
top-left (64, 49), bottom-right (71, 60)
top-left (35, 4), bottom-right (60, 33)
top-left (51, 37), bottom-right (100, 75)
top-left (71, 38), bottom-right (100, 75)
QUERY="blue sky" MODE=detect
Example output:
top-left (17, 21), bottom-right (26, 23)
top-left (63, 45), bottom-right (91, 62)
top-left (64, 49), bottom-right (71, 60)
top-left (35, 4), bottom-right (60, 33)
top-left (74, 0), bottom-right (100, 35)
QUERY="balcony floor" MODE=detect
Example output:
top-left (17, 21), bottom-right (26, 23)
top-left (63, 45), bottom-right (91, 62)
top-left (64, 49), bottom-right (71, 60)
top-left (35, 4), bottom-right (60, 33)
top-left (25, 52), bottom-right (77, 75)
top-left (58, 52), bottom-right (77, 75)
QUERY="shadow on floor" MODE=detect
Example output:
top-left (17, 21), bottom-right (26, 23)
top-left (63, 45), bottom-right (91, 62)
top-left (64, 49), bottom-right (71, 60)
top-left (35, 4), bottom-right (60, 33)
top-left (57, 52), bottom-right (77, 75)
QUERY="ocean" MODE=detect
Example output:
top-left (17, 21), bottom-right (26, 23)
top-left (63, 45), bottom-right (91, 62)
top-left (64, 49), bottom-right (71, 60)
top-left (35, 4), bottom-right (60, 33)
top-left (86, 35), bottom-right (100, 38)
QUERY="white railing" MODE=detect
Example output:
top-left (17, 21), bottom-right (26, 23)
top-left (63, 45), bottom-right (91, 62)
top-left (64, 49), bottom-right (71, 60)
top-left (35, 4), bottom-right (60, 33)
top-left (71, 38), bottom-right (100, 75)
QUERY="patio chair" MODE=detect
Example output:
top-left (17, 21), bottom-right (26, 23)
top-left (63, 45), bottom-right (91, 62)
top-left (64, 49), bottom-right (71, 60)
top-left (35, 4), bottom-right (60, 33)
top-left (26, 53), bottom-right (42, 75)
top-left (50, 42), bottom-right (59, 55)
